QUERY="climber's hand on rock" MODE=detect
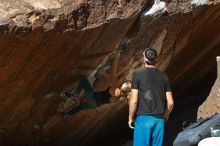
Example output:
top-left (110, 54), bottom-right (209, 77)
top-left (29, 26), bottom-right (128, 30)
top-left (114, 49), bottom-right (121, 56)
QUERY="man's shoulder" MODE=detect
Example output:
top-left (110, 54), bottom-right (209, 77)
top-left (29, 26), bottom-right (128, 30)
top-left (160, 71), bottom-right (170, 81)
top-left (133, 68), bottom-right (145, 75)
top-left (155, 68), bottom-right (167, 76)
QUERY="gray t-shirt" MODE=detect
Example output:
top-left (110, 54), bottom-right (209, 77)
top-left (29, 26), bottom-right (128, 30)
top-left (132, 67), bottom-right (171, 117)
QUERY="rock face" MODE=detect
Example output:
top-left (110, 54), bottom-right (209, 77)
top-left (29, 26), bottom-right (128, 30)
top-left (198, 57), bottom-right (220, 118)
top-left (0, 0), bottom-right (220, 146)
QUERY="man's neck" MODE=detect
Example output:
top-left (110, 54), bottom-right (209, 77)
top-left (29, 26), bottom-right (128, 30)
top-left (145, 64), bottom-right (156, 68)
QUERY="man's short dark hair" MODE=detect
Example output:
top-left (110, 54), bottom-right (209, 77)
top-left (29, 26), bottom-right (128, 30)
top-left (143, 48), bottom-right (157, 65)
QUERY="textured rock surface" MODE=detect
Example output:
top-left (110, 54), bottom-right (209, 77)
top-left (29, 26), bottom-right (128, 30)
top-left (198, 57), bottom-right (220, 118)
top-left (0, 0), bottom-right (220, 146)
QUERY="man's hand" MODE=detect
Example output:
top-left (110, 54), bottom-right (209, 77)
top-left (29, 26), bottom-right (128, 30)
top-left (164, 91), bottom-right (174, 122)
top-left (128, 119), bottom-right (134, 129)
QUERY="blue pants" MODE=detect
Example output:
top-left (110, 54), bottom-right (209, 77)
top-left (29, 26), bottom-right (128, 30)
top-left (134, 115), bottom-right (165, 146)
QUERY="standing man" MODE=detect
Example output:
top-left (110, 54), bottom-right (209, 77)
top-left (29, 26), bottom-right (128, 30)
top-left (128, 48), bottom-right (174, 146)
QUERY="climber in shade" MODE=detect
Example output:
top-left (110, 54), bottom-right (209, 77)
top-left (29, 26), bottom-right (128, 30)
top-left (64, 50), bottom-right (132, 116)
top-left (128, 48), bottom-right (174, 146)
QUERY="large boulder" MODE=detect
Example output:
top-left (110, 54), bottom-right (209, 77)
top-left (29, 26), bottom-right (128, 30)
top-left (198, 57), bottom-right (220, 118)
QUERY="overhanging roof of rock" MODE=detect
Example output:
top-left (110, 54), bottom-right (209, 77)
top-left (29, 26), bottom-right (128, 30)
top-left (0, 0), bottom-right (220, 94)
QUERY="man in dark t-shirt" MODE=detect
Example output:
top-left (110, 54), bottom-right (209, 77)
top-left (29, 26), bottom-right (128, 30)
top-left (128, 48), bottom-right (174, 146)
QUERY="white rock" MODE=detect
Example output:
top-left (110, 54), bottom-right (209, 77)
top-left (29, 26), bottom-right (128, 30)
top-left (191, 0), bottom-right (208, 6)
top-left (198, 137), bottom-right (220, 146)
top-left (144, 0), bottom-right (166, 16)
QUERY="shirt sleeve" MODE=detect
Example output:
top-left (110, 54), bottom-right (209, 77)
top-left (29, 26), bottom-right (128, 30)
top-left (164, 74), bottom-right (171, 92)
top-left (131, 71), bottom-right (139, 89)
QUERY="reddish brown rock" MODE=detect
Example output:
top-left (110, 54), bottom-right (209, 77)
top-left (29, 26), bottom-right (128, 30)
top-left (198, 57), bottom-right (220, 118)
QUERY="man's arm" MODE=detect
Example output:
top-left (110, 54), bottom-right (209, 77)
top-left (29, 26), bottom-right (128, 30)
top-left (164, 91), bottom-right (174, 121)
top-left (128, 89), bottom-right (138, 129)
top-left (108, 51), bottom-right (121, 96)
top-left (111, 50), bottom-right (120, 80)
